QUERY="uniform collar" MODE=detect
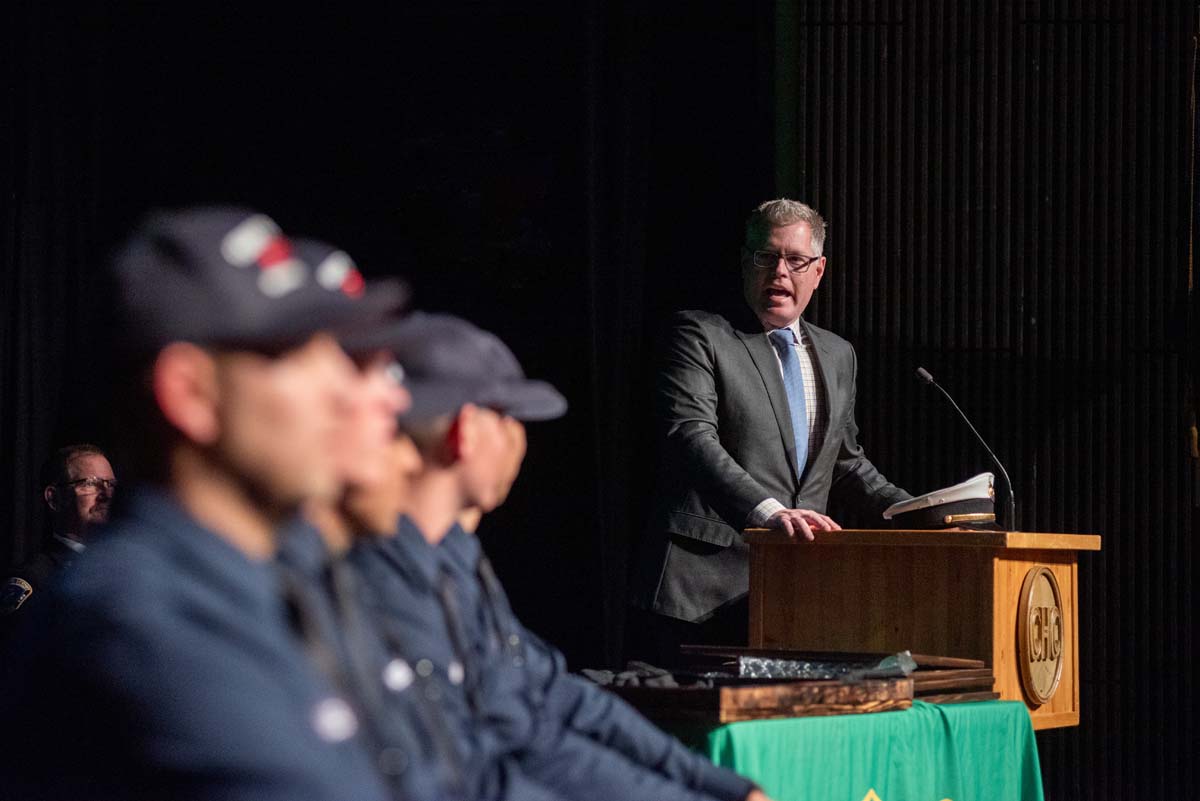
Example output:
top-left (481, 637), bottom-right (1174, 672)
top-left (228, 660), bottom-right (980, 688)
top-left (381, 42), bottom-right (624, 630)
top-left (52, 534), bottom-right (85, 554)
top-left (437, 523), bottom-right (480, 574)
top-left (372, 515), bottom-right (441, 591)
top-left (275, 519), bottom-right (332, 579)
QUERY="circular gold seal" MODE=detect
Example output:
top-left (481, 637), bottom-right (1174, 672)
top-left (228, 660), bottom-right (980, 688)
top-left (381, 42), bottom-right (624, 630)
top-left (1018, 566), bottom-right (1064, 705)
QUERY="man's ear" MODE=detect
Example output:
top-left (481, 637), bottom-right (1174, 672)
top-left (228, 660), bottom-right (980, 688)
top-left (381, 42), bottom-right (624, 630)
top-left (445, 405), bottom-right (475, 462)
top-left (43, 485), bottom-right (58, 512)
top-left (811, 256), bottom-right (827, 288)
top-left (153, 343), bottom-right (221, 445)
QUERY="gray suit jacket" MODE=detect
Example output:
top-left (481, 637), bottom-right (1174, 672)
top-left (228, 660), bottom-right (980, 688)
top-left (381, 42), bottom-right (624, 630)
top-left (632, 309), bottom-right (910, 623)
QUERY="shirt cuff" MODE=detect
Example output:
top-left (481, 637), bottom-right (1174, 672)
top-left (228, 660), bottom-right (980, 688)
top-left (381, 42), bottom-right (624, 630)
top-left (746, 498), bottom-right (785, 528)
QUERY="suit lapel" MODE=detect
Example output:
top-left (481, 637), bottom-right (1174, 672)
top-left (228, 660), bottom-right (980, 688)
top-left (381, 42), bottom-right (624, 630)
top-left (736, 328), bottom-right (801, 486)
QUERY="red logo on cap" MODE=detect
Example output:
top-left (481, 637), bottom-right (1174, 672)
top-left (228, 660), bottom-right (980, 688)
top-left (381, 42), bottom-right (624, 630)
top-left (341, 269), bottom-right (365, 298)
top-left (221, 216), bottom-right (309, 298)
top-left (315, 251), bottom-right (366, 298)
top-left (257, 237), bottom-right (294, 269)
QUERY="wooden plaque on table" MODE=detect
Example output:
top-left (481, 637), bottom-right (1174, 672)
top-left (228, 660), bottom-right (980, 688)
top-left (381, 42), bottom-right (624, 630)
top-left (611, 677), bottom-right (913, 723)
top-left (744, 528), bottom-right (1101, 730)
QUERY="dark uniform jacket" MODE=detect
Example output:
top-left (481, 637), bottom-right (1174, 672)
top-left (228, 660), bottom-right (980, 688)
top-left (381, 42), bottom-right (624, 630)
top-left (350, 519), bottom-right (565, 801)
top-left (352, 519), bottom-right (746, 801)
top-left (437, 525), bottom-right (757, 801)
top-left (1, 536), bottom-right (79, 641)
top-left (0, 488), bottom-right (391, 801)
top-left (2, 535), bottom-right (78, 611)
top-left (634, 309), bottom-right (911, 622)
top-left (277, 523), bottom-right (469, 801)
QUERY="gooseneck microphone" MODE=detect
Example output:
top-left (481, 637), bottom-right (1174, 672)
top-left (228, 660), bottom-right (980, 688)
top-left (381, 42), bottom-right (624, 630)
top-left (915, 367), bottom-right (1018, 530)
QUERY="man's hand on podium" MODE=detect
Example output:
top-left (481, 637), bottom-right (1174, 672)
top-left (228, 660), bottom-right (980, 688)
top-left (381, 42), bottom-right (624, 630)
top-left (765, 508), bottom-right (841, 541)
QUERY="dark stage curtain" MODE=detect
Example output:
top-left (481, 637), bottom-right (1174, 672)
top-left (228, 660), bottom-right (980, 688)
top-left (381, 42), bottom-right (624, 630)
top-left (2, 2), bottom-right (111, 567)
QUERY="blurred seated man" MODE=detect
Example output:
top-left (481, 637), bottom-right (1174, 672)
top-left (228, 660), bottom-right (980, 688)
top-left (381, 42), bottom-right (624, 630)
top-left (0, 207), bottom-right (407, 801)
top-left (278, 243), bottom-right (495, 801)
top-left (295, 306), bottom-right (586, 801)
top-left (1, 443), bottom-right (115, 619)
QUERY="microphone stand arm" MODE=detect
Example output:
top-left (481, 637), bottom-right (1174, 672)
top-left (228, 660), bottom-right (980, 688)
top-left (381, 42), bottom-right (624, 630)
top-left (926, 380), bottom-right (1018, 531)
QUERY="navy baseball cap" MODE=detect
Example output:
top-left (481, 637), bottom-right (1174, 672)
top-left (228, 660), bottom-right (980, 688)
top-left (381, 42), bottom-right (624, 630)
top-left (362, 312), bottom-right (567, 423)
top-left (288, 237), bottom-right (412, 354)
top-left (112, 206), bottom-right (408, 352)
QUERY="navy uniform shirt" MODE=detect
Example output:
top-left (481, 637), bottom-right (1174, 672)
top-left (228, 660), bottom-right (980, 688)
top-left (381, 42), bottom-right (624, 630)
top-left (438, 524), bottom-right (756, 801)
top-left (350, 518), bottom-right (566, 801)
top-left (0, 488), bottom-right (392, 801)
top-left (276, 522), bottom-right (465, 801)
top-left (354, 517), bottom-right (738, 801)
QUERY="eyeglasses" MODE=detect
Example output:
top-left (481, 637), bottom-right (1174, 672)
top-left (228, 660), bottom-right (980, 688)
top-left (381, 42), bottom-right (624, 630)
top-left (59, 477), bottom-right (118, 495)
top-left (750, 249), bottom-right (821, 274)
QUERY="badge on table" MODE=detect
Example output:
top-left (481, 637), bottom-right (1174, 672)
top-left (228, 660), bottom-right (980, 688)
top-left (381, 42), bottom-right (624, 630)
top-left (882, 472), bottom-right (997, 529)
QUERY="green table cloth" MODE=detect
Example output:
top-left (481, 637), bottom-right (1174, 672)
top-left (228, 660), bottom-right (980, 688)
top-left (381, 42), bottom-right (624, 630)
top-left (682, 700), bottom-right (1043, 801)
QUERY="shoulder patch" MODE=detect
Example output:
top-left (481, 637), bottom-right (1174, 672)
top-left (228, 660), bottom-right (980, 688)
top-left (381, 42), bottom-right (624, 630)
top-left (1, 577), bottom-right (34, 614)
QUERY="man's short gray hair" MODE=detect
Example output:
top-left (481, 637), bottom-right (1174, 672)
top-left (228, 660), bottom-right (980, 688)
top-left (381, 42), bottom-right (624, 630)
top-left (744, 199), bottom-right (828, 256)
top-left (39, 443), bottom-right (108, 490)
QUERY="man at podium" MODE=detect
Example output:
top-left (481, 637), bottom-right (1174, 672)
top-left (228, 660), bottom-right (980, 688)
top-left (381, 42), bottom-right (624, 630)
top-left (630, 199), bottom-right (910, 661)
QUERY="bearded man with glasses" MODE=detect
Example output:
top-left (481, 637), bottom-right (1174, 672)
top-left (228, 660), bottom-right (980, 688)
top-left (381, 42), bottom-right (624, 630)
top-left (2, 444), bottom-right (116, 620)
top-left (630, 199), bottom-right (911, 661)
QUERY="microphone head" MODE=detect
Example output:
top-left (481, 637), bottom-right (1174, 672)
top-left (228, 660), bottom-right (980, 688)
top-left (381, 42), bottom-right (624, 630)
top-left (915, 367), bottom-right (935, 384)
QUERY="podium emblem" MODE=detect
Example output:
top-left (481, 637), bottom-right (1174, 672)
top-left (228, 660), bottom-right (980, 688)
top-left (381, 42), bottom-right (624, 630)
top-left (1018, 566), bottom-right (1064, 704)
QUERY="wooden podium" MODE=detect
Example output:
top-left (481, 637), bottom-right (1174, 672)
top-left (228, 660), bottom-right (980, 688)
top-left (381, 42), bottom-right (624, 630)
top-left (745, 528), bottom-right (1101, 730)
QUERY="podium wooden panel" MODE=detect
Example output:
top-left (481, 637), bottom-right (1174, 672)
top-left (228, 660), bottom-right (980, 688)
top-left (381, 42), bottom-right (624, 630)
top-left (745, 529), bottom-right (1101, 730)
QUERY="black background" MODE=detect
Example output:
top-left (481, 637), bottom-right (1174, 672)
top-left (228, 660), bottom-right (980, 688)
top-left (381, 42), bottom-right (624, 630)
top-left (4, 1), bottom-right (1196, 797)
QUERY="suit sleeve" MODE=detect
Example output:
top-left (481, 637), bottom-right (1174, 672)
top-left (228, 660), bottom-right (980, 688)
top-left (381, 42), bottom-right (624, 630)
top-left (520, 725), bottom-right (730, 801)
top-left (658, 314), bottom-right (775, 524)
top-left (830, 345), bottom-right (911, 515)
top-left (550, 673), bottom-right (755, 801)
